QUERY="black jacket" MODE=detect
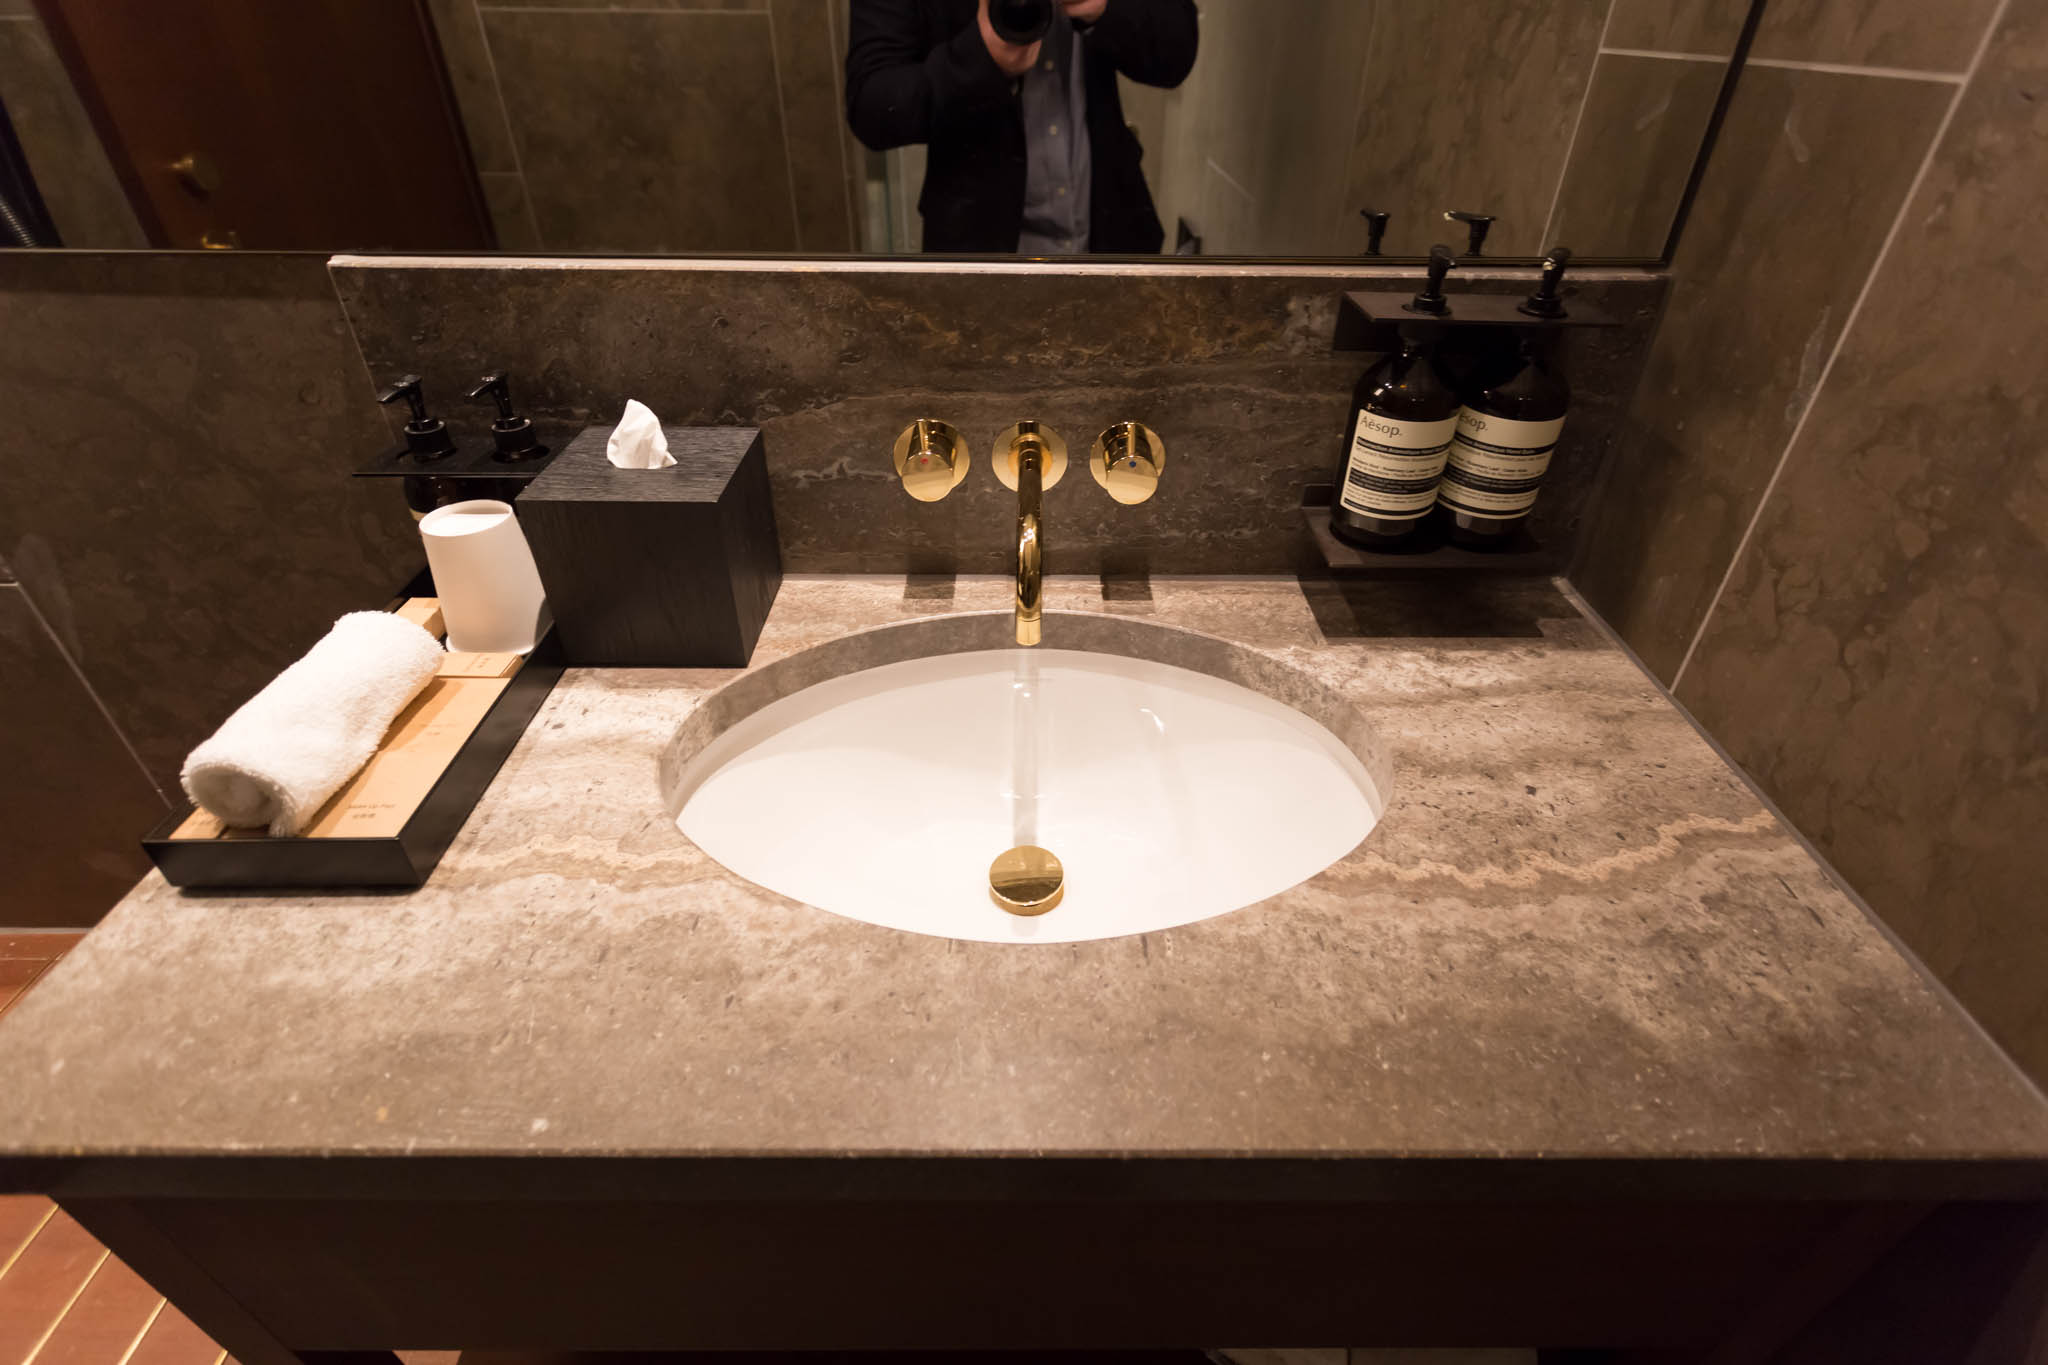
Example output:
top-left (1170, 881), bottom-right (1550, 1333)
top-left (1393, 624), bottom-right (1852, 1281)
top-left (845, 0), bottom-right (1198, 254)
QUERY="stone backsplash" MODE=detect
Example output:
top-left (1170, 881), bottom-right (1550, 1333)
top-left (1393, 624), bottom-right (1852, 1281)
top-left (333, 258), bottom-right (1666, 575)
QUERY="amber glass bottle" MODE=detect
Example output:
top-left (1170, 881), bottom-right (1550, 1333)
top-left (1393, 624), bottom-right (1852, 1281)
top-left (1439, 334), bottom-right (1568, 547)
top-left (1328, 326), bottom-right (1460, 548)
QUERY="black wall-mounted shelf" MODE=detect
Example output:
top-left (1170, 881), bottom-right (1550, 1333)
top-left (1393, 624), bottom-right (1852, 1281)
top-left (1333, 290), bottom-right (1619, 351)
top-left (354, 420), bottom-right (574, 489)
top-left (1301, 486), bottom-right (1556, 575)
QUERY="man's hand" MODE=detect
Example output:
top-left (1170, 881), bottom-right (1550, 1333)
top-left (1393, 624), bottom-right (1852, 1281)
top-left (977, 0), bottom-right (1042, 74)
top-left (1062, 0), bottom-right (1108, 20)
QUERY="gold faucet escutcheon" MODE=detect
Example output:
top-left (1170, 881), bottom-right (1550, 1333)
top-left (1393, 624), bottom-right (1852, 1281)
top-left (893, 418), bottom-right (1162, 649)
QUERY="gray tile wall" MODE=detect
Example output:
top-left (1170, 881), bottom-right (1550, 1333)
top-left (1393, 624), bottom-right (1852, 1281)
top-left (0, 583), bottom-right (163, 927)
top-left (329, 259), bottom-right (1665, 576)
top-left (0, 10), bottom-right (145, 248)
top-left (426, 0), bottom-right (860, 253)
top-left (0, 252), bottom-right (423, 923)
top-left (1340, 0), bottom-right (1609, 258)
top-left (1573, 64), bottom-right (1953, 676)
top-left (1158, 0), bottom-right (1745, 260)
top-left (1576, 0), bottom-right (2048, 1078)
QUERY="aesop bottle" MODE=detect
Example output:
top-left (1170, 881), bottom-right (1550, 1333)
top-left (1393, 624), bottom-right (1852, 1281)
top-left (1329, 325), bottom-right (1460, 548)
top-left (1439, 334), bottom-right (1568, 547)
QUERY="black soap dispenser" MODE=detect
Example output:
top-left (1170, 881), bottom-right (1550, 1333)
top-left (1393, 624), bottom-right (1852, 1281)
top-left (1439, 330), bottom-right (1570, 548)
top-left (1328, 247), bottom-right (1463, 549)
top-left (467, 372), bottom-right (548, 463)
top-left (377, 375), bottom-right (459, 520)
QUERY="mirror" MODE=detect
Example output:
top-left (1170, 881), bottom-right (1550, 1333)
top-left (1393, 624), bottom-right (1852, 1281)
top-left (0, 0), bottom-right (1750, 261)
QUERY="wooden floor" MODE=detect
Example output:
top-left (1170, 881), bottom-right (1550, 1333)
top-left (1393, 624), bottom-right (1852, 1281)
top-left (3, 932), bottom-right (236, 1365)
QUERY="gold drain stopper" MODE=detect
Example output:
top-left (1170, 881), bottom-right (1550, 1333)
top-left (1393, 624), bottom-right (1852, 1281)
top-left (989, 844), bottom-right (1064, 916)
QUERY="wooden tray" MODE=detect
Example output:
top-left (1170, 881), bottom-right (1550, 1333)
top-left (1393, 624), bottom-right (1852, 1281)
top-left (142, 598), bottom-right (564, 891)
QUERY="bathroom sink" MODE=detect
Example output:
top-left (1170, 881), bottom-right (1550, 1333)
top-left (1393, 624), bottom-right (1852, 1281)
top-left (664, 613), bottom-right (1388, 944)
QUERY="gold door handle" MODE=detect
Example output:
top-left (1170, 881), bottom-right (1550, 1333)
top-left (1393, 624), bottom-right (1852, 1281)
top-left (169, 153), bottom-right (221, 196)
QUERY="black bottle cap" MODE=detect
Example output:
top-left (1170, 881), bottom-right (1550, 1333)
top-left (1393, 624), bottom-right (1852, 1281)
top-left (1445, 209), bottom-right (1495, 257)
top-left (467, 371), bottom-right (547, 462)
top-left (1517, 246), bottom-right (1574, 319)
top-left (1403, 244), bottom-right (1456, 317)
top-left (377, 375), bottom-right (455, 461)
top-left (1359, 207), bottom-right (1389, 256)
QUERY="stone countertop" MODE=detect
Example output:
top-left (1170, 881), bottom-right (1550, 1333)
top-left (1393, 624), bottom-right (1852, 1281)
top-left (3, 576), bottom-right (2046, 1187)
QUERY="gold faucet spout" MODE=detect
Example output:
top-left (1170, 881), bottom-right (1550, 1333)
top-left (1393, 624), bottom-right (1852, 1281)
top-left (991, 421), bottom-right (1064, 646)
top-left (1015, 441), bottom-right (1044, 647)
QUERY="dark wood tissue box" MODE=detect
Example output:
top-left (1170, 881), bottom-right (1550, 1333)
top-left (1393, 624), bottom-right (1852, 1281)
top-left (517, 425), bottom-right (782, 666)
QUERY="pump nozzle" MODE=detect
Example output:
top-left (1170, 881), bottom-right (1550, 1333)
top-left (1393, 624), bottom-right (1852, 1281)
top-left (377, 375), bottom-right (430, 427)
top-left (1359, 208), bottom-right (1389, 257)
top-left (377, 375), bottom-right (455, 459)
top-left (1404, 245), bottom-right (1456, 317)
top-left (466, 370), bottom-right (547, 462)
top-left (467, 372), bottom-right (515, 421)
top-left (1445, 209), bottom-right (1495, 257)
top-left (1518, 246), bottom-right (1574, 319)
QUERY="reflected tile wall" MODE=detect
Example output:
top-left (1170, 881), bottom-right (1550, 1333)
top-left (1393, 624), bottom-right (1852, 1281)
top-left (423, 0), bottom-right (519, 176)
top-left (426, 0), bottom-right (856, 253)
top-left (770, 0), bottom-right (859, 253)
top-left (0, 13), bottom-right (145, 248)
top-left (1604, 0), bottom-right (1752, 55)
top-left (1341, 0), bottom-right (1608, 258)
top-left (482, 9), bottom-right (794, 254)
top-left (1674, 0), bottom-right (2048, 1079)
top-left (332, 261), bottom-right (1663, 575)
top-left (1546, 52), bottom-right (1727, 258)
top-left (1752, 0), bottom-right (2002, 71)
top-left (1572, 64), bottom-right (1952, 678)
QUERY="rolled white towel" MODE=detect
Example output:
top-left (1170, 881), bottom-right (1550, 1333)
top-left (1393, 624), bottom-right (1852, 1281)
top-left (181, 611), bottom-right (445, 835)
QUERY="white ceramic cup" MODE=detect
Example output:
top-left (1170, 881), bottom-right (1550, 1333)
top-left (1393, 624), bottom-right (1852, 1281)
top-left (418, 499), bottom-right (550, 654)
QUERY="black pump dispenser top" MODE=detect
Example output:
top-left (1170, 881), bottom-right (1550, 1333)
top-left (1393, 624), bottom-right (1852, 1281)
top-left (377, 375), bottom-right (456, 461)
top-left (468, 371), bottom-right (517, 422)
top-left (1518, 246), bottom-right (1574, 319)
top-left (1445, 209), bottom-right (1494, 257)
top-left (467, 371), bottom-right (547, 461)
top-left (1359, 207), bottom-right (1389, 256)
top-left (1404, 244), bottom-right (1456, 316)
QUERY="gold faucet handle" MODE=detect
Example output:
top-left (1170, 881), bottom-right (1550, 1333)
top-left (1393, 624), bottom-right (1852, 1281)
top-left (893, 419), bottom-right (970, 502)
top-left (993, 421), bottom-right (1067, 491)
top-left (1091, 422), bottom-right (1165, 504)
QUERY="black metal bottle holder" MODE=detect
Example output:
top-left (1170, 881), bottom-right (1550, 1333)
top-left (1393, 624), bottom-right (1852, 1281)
top-left (1310, 246), bottom-right (1621, 573)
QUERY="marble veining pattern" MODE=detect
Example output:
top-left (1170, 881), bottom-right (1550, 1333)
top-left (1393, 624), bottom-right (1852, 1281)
top-left (0, 577), bottom-right (2041, 1161)
top-left (331, 262), bottom-right (1665, 575)
top-left (1676, 0), bottom-right (2048, 1081)
top-left (1571, 66), bottom-right (1953, 679)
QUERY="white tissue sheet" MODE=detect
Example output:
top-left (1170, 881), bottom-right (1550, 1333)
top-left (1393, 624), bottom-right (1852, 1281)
top-left (607, 398), bottom-right (675, 469)
top-left (180, 611), bottom-right (446, 835)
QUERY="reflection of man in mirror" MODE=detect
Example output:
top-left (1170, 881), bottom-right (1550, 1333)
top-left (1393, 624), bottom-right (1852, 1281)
top-left (846, 0), bottom-right (1198, 254)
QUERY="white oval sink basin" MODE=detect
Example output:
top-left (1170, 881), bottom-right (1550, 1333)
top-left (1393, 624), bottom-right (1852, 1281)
top-left (667, 618), bottom-right (1388, 944)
